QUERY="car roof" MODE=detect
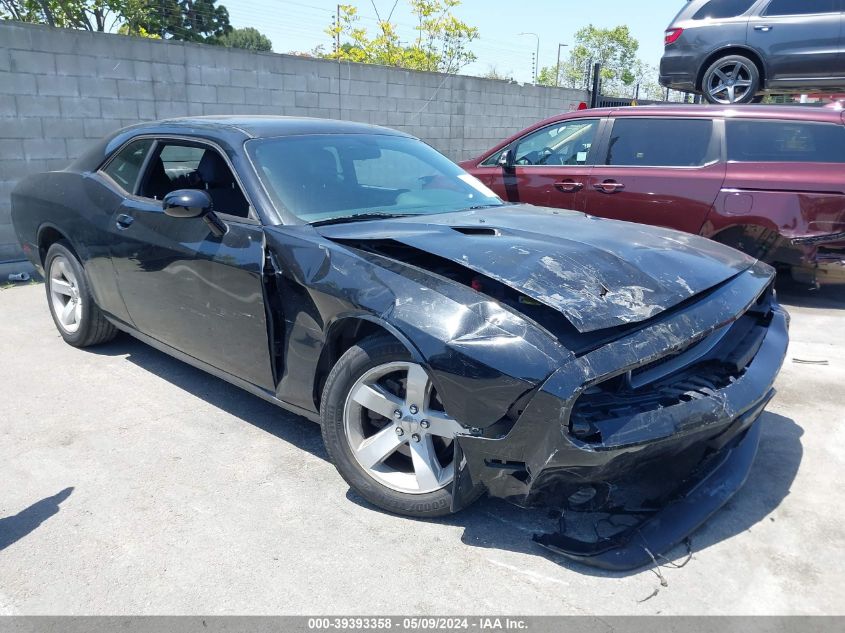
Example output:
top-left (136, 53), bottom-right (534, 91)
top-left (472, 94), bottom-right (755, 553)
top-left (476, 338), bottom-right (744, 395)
top-left (150, 115), bottom-right (413, 139)
top-left (68, 115), bottom-right (416, 173)
top-left (464, 104), bottom-right (845, 163)
top-left (560, 104), bottom-right (845, 124)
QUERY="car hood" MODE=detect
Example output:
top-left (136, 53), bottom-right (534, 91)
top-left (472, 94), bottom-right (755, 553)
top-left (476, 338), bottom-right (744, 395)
top-left (315, 206), bottom-right (756, 334)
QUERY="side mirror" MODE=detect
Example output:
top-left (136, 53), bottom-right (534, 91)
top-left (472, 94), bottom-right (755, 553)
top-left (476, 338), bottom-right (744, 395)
top-left (163, 189), bottom-right (212, 218)
top-left (497, 147), bottom-right (515, 171)
top-left (162, 189), bottom-right (227, 238)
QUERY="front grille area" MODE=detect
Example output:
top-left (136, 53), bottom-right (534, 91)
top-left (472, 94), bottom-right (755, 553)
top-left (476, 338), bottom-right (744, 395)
top-left (569, 287), bottom-right (774, 444)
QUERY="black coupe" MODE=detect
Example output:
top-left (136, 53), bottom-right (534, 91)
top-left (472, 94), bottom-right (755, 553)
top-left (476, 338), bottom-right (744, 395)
top-left (11, 117), bottom-right (789, 569)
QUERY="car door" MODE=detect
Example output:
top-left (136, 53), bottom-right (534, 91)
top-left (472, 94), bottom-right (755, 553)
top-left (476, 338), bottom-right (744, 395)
top-left (584, 117), bottom-right (726, 235)
top-left (108, 137), bottom-right (276, 391)
top-left (472, 118), bottom-right (602, 211)
top-left (748, 0), bottom-right (845, 85)
top-left (85, 137), bottom-right (157, 326)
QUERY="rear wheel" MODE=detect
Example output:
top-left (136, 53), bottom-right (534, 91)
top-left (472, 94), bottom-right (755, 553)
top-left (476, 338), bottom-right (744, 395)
top-left (320, 335), bottom-right (483, 517)
top-left (45, 242), bottom-right (117, 347)
top-left (702, 55), bottom-right (760, 105)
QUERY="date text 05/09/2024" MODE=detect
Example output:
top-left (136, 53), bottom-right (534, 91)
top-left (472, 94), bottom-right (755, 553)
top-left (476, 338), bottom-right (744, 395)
top-left (306, 617), bottom-right (529, 631)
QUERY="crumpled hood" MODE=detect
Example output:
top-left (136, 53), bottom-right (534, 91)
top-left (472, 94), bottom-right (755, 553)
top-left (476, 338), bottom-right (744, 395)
top-left (316, 206), bottom-right (756, 333)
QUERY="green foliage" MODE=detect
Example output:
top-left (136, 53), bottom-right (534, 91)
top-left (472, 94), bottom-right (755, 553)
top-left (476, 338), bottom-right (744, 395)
top-left (482, 66), bottom-right (513, 82)
top-left (537, 24), bottom-right (643, 97)
top-left (135, 0), bottom-right (232, 43)
top-left (217, 26), bottom-right (272, 51)
top-left (0, 0), bottom-right (150, 31)
top-left (117, 22), bottom-right (160, 38)
top-left (322, 0), bottom-right (478, 74)
top-left (1, 0), bottom-right (233, 43)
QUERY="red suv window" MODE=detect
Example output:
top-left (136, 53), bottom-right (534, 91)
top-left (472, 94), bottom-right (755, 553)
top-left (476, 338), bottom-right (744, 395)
top-left (727, 120), bottom-right (845, 163)
top-left (605, 118), bottom-right (715, 167)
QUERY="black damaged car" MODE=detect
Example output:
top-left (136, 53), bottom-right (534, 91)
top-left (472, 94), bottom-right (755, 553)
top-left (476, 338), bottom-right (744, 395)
top-left (11, 117), bottom-right (789, 570)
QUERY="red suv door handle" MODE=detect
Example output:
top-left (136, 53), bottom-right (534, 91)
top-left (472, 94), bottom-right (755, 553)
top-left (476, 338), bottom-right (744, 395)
top-left (554, 180), bottom-right (584, 193)
top-left (594, 180), bottom-right (625, 194)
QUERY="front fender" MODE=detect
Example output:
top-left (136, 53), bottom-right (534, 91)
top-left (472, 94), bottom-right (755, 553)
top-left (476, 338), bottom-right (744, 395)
top-left (264, 226), bottom-right (566, 427)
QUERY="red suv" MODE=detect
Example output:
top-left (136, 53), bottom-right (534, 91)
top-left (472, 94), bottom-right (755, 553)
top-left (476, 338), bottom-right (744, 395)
top-left (461, 105), bottom-right (845, 285)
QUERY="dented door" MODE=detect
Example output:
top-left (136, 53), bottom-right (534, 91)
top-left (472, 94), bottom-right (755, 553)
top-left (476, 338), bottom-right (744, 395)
top-left (109, 197), bottom-right (275, 390)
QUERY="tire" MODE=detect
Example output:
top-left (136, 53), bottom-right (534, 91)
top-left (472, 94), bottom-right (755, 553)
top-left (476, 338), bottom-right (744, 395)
top-left (320, 335), bottom-right (483, 517)
top-left (44, 241), bottom-right (118, 348)
top-left (702, 55), bottom-right (760, 105)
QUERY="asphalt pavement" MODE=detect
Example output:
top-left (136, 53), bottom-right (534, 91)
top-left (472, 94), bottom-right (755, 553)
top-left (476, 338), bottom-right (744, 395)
top-left (0, 280), bottom-right (842, 615)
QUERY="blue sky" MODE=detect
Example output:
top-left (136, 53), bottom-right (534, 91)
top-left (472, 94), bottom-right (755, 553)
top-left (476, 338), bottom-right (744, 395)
top-left (227, 0), bottom-right (682, 83)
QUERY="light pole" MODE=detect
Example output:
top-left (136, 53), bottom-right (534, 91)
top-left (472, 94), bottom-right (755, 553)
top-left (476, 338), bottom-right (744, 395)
top-left (519, 32), bottom-right (540, 84)
top-left (556, 43), bottom-right (569, 86)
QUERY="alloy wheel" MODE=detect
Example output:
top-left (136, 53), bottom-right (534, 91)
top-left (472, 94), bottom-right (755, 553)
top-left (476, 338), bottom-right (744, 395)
top-left (343, 361), bottom-right (464, 494)
top-left (707, 60), bottom-right (755, 104)
top-left (49, 255), bottom-right (82, 333)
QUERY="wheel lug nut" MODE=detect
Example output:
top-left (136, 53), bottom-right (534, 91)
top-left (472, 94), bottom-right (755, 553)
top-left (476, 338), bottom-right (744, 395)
top-left (409, 405), bottom-right (418, 414)
top-left (420, 420), bottom-right (430, 429)
top-left (393, 410), bottom-right (402, 420)
top-left (395, 427), bottom-right (404, 437)
top-left (412, 433), bottom-right (421, 442)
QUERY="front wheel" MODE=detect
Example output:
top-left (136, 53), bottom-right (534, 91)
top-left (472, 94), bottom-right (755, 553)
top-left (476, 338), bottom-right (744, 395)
top-left (44, 242), bottom-right (117, 347)
top-left (320, 335), bottom-right (483, 517)
top-left (702, 55), bottom-right (760, 105)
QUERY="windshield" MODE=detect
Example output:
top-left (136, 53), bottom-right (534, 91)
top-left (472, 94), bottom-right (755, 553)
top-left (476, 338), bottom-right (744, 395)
top-left (247, 134), bottom-right (503, 223)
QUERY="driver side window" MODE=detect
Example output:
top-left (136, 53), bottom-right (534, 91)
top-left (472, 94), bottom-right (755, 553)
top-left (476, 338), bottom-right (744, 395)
top-left (513, 119), bottom-right (599, 166)
top-left (138, 141), bottom-right (251, 219)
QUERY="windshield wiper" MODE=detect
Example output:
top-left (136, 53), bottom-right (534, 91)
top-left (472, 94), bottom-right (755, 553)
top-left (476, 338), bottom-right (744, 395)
top-left (311, 212), bottom-right (412, 227)
top-left (459, 204), bottom-right (503, 211)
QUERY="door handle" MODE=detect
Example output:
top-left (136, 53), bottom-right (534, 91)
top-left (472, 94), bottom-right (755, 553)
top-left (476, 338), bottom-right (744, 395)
top-left (554, 180), bottom-right (584, 193)
top-left (115, 214), bottom-right (134, 229)
top-left (754, 25), bottom-right (773, 31)
top-left (593, 181), bottom-right (626, 194)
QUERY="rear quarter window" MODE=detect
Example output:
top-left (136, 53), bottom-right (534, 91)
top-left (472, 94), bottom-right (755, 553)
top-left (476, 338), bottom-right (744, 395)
top-left (763, 0), bottom-right (838, 16)
top-left (727, 120), bottom-right (845, 163)
top-left (101, 138), bottom-right (154, 193)
top-left (692, 0), bottom-right (756, 20)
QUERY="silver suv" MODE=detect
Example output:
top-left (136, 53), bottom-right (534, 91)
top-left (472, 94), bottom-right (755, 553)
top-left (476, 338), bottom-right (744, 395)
top-left (660, 0), bottom-right (845, 104)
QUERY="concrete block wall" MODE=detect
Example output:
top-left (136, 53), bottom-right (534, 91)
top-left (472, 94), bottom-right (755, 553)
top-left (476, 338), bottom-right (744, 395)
top-left (0, 21), bottom-right (588, 263)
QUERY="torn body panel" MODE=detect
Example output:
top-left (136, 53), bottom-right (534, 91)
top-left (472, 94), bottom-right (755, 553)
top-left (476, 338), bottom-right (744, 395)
top-left (317, 206), bottom-right (756, 333)
top-left (452, 265), bottom-right (788, 568)
top-left (263, 224), bottom-right (564, 428)
top-left (707, 168), bottom-right (845, 284)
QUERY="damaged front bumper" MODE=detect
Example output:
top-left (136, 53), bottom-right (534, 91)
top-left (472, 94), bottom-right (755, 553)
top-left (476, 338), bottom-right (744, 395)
top-left (532, 397), bottom-right (768, 570)
top-left (451, 265), bottom-right (789, 570)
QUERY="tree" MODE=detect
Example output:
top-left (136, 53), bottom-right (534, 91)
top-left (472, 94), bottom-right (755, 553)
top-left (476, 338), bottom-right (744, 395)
top-left (0, 0), bottom-right (151, 31)
top-left (117, 22), bottom-right (160, 38)
top-left (217, 26), bottom-right (272, 51)
top-left (538, 25), bottom-right (639, 97)
top-left (0, 0), bottom-right (232, 43)
top-left (629, 60), bottom-right (664, 101)
top-left (323, 0), bottom-right (478, 74)
top-left (482, 65), bottom-right (513, 82)
top-left (135, 0), bottom-right (231, 43)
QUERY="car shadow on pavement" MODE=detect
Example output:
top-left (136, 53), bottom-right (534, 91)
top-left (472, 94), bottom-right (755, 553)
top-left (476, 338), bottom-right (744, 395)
top-left (0, 487), bottom-right (74, 552)
top-left (88, 336), bottom-right (329, 460)
top-left (89, 337), bottom-right (803, 578)
top-left (775, 277), bottom-right (845, 310)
